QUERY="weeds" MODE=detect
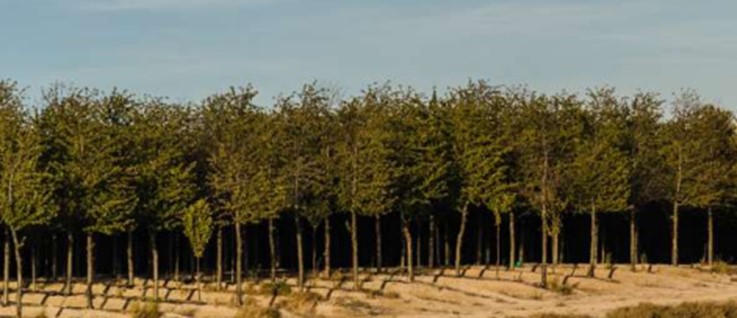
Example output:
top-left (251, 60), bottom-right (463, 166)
top-left (606, 300), bottom-right (737, 318)
top-left (235, 298), bottom-right (281, 318)
top-left (128, 301), bottom-right (161, 318)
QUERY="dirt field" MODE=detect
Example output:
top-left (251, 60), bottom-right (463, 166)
top-left (0, 264), bottom-right (735, 317)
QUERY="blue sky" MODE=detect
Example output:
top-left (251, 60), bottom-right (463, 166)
top-left (1, 0), bottom-right (736, 107)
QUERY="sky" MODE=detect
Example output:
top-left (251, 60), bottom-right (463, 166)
top-left (1, 0), bottom-right (736, 107)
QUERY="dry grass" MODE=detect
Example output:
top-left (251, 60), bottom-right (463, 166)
top-left (260, 281), bottom-right (293, 296)
top-left (128, 301), bottom-right (161, 318)
top-left (278, 291), bottom-right (323, 316)
top-left (235, 298), bottom-right (281, 318)
top-left (712, 261), bottom-right (732, 275)
top-left (606, 301), bottom-right (737, 318)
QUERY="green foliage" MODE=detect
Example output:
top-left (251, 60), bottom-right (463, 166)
top-left (181, 199), bottom-right (213, 258)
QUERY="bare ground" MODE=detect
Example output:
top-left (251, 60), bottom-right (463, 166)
top-left (1, 264), bottom-right (735, 317)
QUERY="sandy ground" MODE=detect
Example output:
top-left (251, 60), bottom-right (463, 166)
top-left (0, 264), bottom-right (735, 317)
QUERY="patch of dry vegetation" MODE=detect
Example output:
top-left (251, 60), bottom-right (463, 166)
top-left (129, 301), bottom-right (161, 318)
top-left (606, 301), bottom-right (737, 318)
top-left (278, 291), bottom-right (323, 316)
top-left (235, 298), bottom-right (281, 318)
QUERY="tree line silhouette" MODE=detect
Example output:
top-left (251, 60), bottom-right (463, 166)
top-left (0, 79), bottom-right (735, 316)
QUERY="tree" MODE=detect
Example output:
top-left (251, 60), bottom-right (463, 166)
top-left (206, 86), bottom-right (285, 305)
top-left (132, 100), bottom-right (195, 303)
top-left (625, 92), bottom-right (666, 270)
top-left (448, 82), bottom-right (511, 276)
top-left (568, 89), bottom-right (631, 277)
top-left (683, 104), bottom-right (735, 266)
top-left (336, 90), bottom-right (394, 290)
top-left (661, 91), bottom-right (728, 266)
top-left (181, 199), bottom-right (213, 301)
top-left (0, 81), bottom-right (55, 317)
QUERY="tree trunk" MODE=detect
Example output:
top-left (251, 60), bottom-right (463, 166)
top-left (311, 225), bottom-right (317, 276)
top-left (495, 219), bottom-right (501, 276)
top-left (443, 222), bottom-right (450, 267)
top-left (294, 215), bottom-right (304, 291)
top-left (196, 257), bottom-right (202, 302)
top-left (541, 205), bottom-right (548, 288)
top-left (708, 207), bottom-right (714, 267)
top-left (552, 231), bottom-right (559, 267)
top-left (476, 217), bottom-right (482, 265)
top-left (52, 234), bottom-right (58, 282)
top-left (86, 233), bottom-right (94, 309)
top-left (630, 208), bottom-right (638, 271)
top-left (350, 211), bottom-right (359, 290)
top-left (3, 228), bottom-right (10, 306)
top-left (149, 231), bottom-right (159, 303)
top-left (268, 219), bottom-right (277, 282)
top-left (672, 202), bottom-right (679, 266)
top-left (65, 232), bottom-right (73, 296)
top-left (127, 230), bottom-right (134, 286)
top-left (31, 245), bottom-right (37, 291)
top-left (454, 205), bottom-right (468, 276)
top-left (375, 215), bottom-right (382, 272)
top-left (428, 215), bottom-right (435, 268)
top-left (323, 217), bottom-right (330, 278)
top-left (216, 225), bottom-right (223, 290)
top-left (402, 220), bottom-right (414, 282)
top-left (174, 233), bottom-right (180, 282)
top-left (589, 203), bottom-right (597, 277)
top-left (509, 211), bottom-right (516, 270)
top-left (10, 230), bottom-right (23, 318)
top-left (235, 222), bottom-right (243, 306)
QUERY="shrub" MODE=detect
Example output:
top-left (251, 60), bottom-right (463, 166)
top-left (712, 260), bottom-right (731, 275)
top-left (129, 301), bottom-right (161, 318)
top-left (235, 298), bottom-right (281, 318)
top-left (279, 291), bottom-right (323, 316)
top-left (260, 281), bottom-right (292, 296)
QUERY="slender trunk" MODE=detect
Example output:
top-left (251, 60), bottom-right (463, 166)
top-left (149, 231), bottom-right (159, 303)
top-left (672, 202), bottom-right (679, 266)
top-left (31, 245), bottom-right (36, 291)
top-left (10, 230), bottom-right (23, 318)
top-left (416, 220), bottom-right (422, 268)
top-left (402, 220), bottom-right (414, 282)
top-left (174, 233), bottom-right (180, 282)
top-left (509, 211), bottom-right (516, 270)
top-left (65, 232), bottom-right (73, 296)
top-left (323, 217), bottom-right (330, 278)
top-left (196, 257), bottom-right (202, 302)
top-left (216, 225), bottom-right (223, 290)
top-left (630, 208), bottom-right (638, 271)
top-left (454, 205), bottom-right (468, 276)
top-left (672, 152), bottom-right (682, 266)
top-left (428, 215), bottom-right (435, 268)
top-left (3, 228), bottom-right (9, 306)
top-left (495, 219), bottom-right (501, 270)
top-left (589, 202), bottom-right (597, 277)
top-left (541, 205), bottom-right (548, 288)
top-left (375, 215), bottom-right (382, 272)
top-left (443, 222), bottom-right (450, 267)
top-left (52, 234), bottom-right (58, 282)
top-left (294, 215), bottom-right (304, 291)
top-left (235, 222), bottom-right (243, 306)
top-left (351, 211), bottom-right (359, 290)
top-left (127, 230), bottom-right (134, 286)
top-left (708, 207), bottom-right (714, 267)
top-left (476, 218), bottom-right (482, 265)
top-left (311, 225), bottom-right (317, 276)
top-left (268, 219), bottom-right (277, 282)
top-left (86, 233), bottom-right (94, 309)
top-left (552, 231), bottom-right (559, 266)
